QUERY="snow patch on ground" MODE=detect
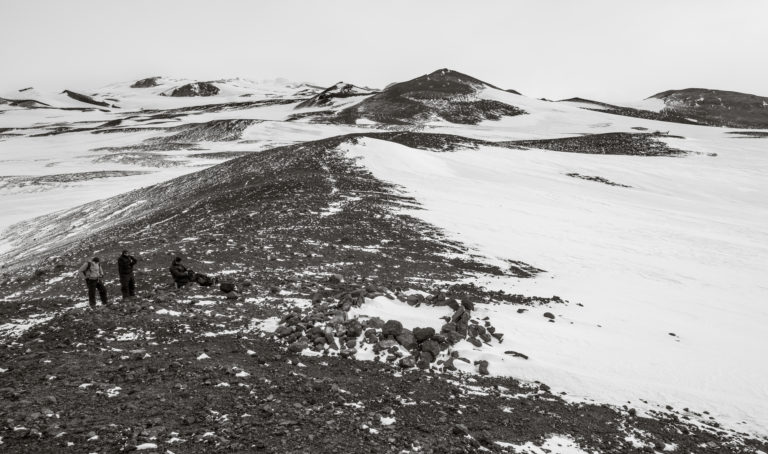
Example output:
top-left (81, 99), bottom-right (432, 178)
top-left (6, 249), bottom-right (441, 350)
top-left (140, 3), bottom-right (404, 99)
top-left (343, 135), bottom-right (768, 434)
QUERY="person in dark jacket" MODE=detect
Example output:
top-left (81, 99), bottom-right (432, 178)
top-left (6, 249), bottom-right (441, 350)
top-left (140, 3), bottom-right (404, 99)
top-left (117, 250), bottom-right (138, 299)
top-left (77, 257), bottom-right (108, 308)
top-left (169, 256), bottom-right (192, 288)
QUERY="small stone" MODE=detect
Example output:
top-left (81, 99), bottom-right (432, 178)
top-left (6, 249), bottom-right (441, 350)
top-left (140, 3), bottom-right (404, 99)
top-left (543, 312), bottom-right (555, 320)
top-left (398, 356), bottom-right (416, 368)
top-left (452, 424), bottom-right (470, 436)
top-left (288, 341), bottom-right (308, 353)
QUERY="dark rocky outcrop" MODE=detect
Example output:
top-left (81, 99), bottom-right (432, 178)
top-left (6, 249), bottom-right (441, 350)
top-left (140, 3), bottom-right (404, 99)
top-left (335, 68), bottom-right (526, 125)
top-left (62, 90), bottom-right (113, 108)
top-left (649, 88), bottom-right (768, 129)
top-left (131, 77), bottom-right (161, 88)
top-left (296, 82), bottom-right (375, 108)
top-left (168, 82), bottom-right (220, 97)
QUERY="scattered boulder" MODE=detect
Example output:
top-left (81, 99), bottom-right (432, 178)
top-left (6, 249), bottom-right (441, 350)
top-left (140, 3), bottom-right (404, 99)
top-left (476, 360), bottom-right (489, 375)
top-left (287, 341), bottom-right (308, 353)
top-left (416, 352), bottom-right (433, 369)
top-left (543, 312), bottom-right (555, 320)
top-left (420, 340), bottom-right (440, 360)
top-left (381, 320), bottom-right (403, 338)
top-left (220, 282), bottom-right (235, 293)
top-left (413, 327), bottom-right (435, 343)
top-left (395, 329), bottom-right (417, 349)
top-left (452, 424), bottom-right (470, 436)
top-left (345, 319), bottom-right (363, 337)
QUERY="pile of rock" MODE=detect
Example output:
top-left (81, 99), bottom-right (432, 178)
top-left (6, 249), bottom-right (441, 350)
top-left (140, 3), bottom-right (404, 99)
top-left (271, 275), bottom-right (504, 375)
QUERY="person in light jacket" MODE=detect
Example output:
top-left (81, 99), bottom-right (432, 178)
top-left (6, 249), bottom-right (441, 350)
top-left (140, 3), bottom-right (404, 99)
top-left (77, 257), bottom-right (109, 308)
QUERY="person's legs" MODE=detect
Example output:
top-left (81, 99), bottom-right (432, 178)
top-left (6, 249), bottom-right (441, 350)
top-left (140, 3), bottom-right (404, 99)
top-left (119, 274), bottom-right (130, 298)
top-left (96, 281), bottom-right (108, 306)
top-left (128, 274), bottom-right (136, 297)
top-left (86, 279), bottom-right (97, 307)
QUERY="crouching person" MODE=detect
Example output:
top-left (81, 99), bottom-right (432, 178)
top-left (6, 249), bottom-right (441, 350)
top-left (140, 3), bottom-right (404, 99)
top-left (78, 257), bottom-right (108, 308)
top-left (169, 256), bottom-right (193, 288)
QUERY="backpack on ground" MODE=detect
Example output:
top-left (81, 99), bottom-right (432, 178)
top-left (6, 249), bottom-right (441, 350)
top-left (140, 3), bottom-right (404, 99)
top-left (194, 273), bottom-right (214, 287)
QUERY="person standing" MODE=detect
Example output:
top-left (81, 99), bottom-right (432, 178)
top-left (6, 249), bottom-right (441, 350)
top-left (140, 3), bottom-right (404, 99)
top-left (77, 257), bottom-right (108, 308)
top-left (117, 250), bottom-right (138, 299)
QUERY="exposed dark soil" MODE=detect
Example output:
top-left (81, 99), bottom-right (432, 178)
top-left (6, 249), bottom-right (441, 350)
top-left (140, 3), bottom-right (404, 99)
top-left (565, 173), bottom-right (632, 188)
top-left (727, 131), bottom-right (768, 138)
top-left (188, 151), bottom-right (253, 160)
top-left (507, 132), bottom-right (688, 156)
top-left (559, 97), bottom-right (698, 126)
top-left (157, 119), bottom-right (260, 143)
top-left (0, 97), bottom-right (51, 109)
top-left (0, 171), bottom-right (151, 190)
top-left (62, 90), bottom-right (113, 108)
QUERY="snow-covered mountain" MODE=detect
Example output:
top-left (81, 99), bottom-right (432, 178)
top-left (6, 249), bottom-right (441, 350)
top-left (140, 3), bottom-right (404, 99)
top-left (1, 69), bottom-right (767, 452)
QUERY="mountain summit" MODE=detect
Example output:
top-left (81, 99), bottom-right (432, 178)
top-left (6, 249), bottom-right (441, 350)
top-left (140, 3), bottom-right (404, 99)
top-left (335, 68), bottom-right (526, 125)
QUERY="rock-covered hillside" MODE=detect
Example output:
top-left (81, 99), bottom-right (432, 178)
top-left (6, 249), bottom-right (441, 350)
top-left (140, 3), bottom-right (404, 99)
top-left (648, 88), bottom-right (768, 128)
top-left (2, 134), bottom-right (766, 453)
top-left (332, 69), bottom-right (527, 125)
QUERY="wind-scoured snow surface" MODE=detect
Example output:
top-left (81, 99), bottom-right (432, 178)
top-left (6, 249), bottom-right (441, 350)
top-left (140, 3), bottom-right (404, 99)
top-left (343, 130), bottom-right (768, 434)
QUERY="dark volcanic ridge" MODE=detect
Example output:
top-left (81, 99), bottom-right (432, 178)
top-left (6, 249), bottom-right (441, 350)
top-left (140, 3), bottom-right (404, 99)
top-left (0, 171), bottom-right (151, 190)
top-left (647, 88), bottom-right (768, 129)
top-left (559, 97), bottom-right (699, 126)
top-left (509, 132), bottom-right (688, 156)
top-left (62, 90), bottom-right (116, 109)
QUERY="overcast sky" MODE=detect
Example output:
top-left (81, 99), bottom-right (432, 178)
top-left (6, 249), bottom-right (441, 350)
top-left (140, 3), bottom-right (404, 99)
top-left (1, 0), bottom-right (766, 102)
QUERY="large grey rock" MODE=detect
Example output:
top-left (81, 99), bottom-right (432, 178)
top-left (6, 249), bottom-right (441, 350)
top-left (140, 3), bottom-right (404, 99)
top-left (413, 327), bottom-right (435, 343)
top-left (381, 320), bottom-right (403, 338)
top-left (395, 329), bottom-right (417, 349)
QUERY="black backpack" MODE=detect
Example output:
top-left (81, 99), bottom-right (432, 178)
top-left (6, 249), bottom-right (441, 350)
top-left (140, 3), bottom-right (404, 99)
top-left (194, 273), bottom-right (214, 287)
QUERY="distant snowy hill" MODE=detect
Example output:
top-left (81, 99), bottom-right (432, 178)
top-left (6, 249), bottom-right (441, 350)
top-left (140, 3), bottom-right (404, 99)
top-left (648, 88), bottom-right (768, 128)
